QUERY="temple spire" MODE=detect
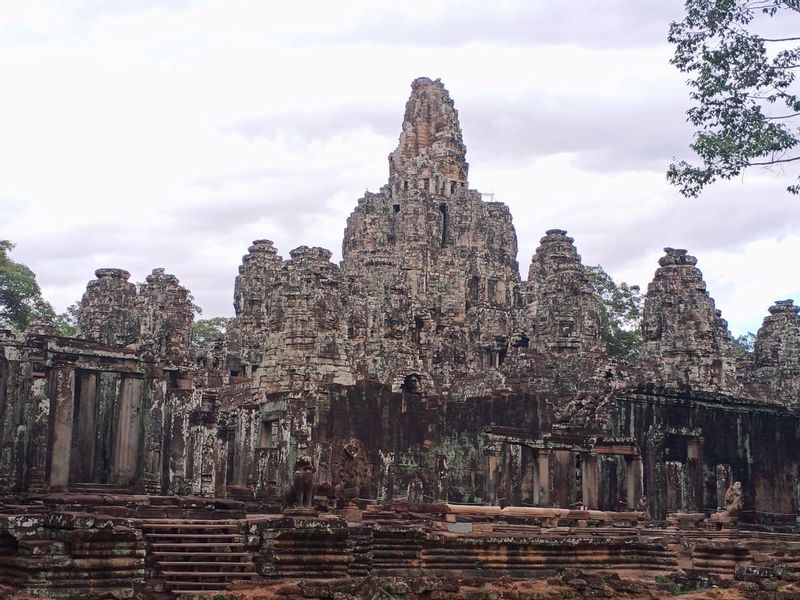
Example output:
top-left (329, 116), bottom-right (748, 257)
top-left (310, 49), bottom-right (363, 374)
top-left (388, 77), bottom-right (468, 197)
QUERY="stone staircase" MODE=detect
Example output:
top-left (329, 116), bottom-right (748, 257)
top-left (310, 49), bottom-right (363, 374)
top-left (141, 519), bottom-right (258, 595)
top-left (67, 482), bottom-right (131, 495)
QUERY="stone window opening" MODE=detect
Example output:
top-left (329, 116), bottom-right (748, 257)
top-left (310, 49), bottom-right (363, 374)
top-left (412, 316), bottom-right (424, 344)
top-left (439, 203), bottom-right (448, 247)
top-left (393, 204), bottom-right (400, 213)
top-left (402, 373), bottom-right (422, 394)
top-left (258, 419), bottom-right (280, 450)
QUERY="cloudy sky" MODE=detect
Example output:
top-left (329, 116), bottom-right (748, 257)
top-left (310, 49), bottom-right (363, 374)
top-left (1, 0), bottom-right (798, 335)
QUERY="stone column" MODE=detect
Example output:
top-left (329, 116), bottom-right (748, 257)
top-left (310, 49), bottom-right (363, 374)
top-left (581, 453), bottom-right (598, 510)
top-left (485, 445), bottom-right (501, 505)
top-left (141, 374), bottom-right (166, 494)
top-left (535, 450), bottom-right (551, 506)
top-left (716, 464), bottom-right (732, 511)
top-left (48, 364), bottom-right (76, 491)
top-left (27, 375), bottom-right (50, 492)
top-left (626, 457), bottom-right (642, 510)
top-left (687, 438), bottom-right (703, 512)
top-left (645, 426), bottom-right (667, 520)
top-left (553, 450), bottom-right (573, 508)
top-left (71, 372), bottom-right (98, 483)
top-left (111, 376), bottom-right (144, 486)
top-left (433, 454), bottom-right (448, 503)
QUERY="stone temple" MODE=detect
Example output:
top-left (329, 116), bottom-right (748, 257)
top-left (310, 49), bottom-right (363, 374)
top-left (1, 78), bottom-right (800, 598)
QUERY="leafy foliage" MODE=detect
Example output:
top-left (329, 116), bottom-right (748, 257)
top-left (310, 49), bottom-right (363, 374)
top-left (191, 317), bottom-right (230, 348)
top-left (584, 265), bottom-right (644, 358)
top-left (732, 331), bottom-right (756, 354)
top-left (0, 240), bottom-right (56, 332)
top-left (669, 0), bottom-right (800, 196)
top-left (53, 302), bottom-right (81, 337)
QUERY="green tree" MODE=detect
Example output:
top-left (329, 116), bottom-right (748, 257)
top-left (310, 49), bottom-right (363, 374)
top-left (584, 265), bottom-right (644, 358)
top-left (191, 317), bottom-right (230, 348)
top-left (0, 240), bottom-right (56, 332)
top-left (53, 301), bottom-right (81, 337)
top-left (668, 0), bottom-right (800, 196)
top-left (732, 331), bottom-right (756, 355)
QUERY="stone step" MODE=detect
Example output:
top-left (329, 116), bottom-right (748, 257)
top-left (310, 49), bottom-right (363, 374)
top-left (142, 520), bottom-right (258, 595)
top-left (158, 561), bottom-right (253, 569)
top-left (171, 585), bottom-right (230, 593)
top-left (142, 523), bottom-right (238, 531)
top-left (162, 571), bottom-right (259, 578)
top-left (140, 518), bottom-right (241, 525)
top-left (152, 552), bottom-right (251, 559)
top-left (150, 543), bottom-right (246, 549)
top-left (146, 533), bottom-right (241, 540)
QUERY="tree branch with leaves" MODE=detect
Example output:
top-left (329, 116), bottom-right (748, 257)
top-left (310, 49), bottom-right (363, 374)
top-left (669, 0), bottom-right (800, 195)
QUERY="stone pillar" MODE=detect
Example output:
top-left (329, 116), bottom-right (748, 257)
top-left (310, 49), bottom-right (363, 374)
top-left (26, 374), bottom-right (49, 492)
top-left (535, 450), bottom-right (551, 506)
top-left (111, 376), bottom-right (144, 486)
top-left (508, 444), bottom-right (523, 506)
top-left (716, 464), bottom-right (732, 511)
top-left (581, 453), bottom-right (598, 510)
top-left (645, 427), bottom-right (667, 520)
top-left (70, 372), bottom-right (99, 483)
top-left (433, 454), bottom-right (448, 503)
top-left (141, 374), bottom-right (166, 494)
top-left (48, 364), bottom-right (76, 491)
top-left (486, 445), bottom-right (501, 505)
top-left (686, 437), bottom-right (703, 512)
top-left (626, 457), bottom-right (642, 510)
top-left (553, 450), bottom-right (573, 508)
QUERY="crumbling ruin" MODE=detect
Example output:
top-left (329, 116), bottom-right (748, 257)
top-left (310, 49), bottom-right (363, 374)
top-left (1, 77), bottom-right (799, 598)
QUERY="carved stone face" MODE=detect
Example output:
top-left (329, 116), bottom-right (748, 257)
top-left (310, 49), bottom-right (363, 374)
top-left (643, 311), bottom-right (662, 341)
top-left (294, 455), bottom-right (312, 471)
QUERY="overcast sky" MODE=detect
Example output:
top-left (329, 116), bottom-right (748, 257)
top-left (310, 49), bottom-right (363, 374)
top-left (1, 0), bottom-right (799, 335)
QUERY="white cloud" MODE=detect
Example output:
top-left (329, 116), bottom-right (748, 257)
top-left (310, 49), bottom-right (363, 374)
top-left (0, 0), bottom-right (797, 338)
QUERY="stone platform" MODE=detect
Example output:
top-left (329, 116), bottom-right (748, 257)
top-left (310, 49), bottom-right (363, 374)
top-left (0, 496), bottom-right (799, 598)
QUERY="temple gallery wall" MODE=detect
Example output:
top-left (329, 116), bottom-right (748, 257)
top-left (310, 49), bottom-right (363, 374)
top-left (0, 78), bottom-right (799, 598)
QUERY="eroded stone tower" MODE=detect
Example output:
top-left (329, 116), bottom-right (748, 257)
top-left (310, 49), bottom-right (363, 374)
top-left (341, 77), bottom-right (519, 395)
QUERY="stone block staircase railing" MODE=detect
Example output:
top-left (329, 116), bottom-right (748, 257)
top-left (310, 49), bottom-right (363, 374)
top-left (141, 519), bottom-right (258, 595)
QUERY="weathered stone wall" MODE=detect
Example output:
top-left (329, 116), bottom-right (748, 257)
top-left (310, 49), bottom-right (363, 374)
top-left (0, 76), bottom-right (798, 530)
top-left (521, 229), bottom-right (604, 353)
top-left (614, 389), bottom-right (800, 524)
top-left (77, 268), bottom-right (138, 347)
top-left (137, 268), bottom-right (194, 365)
top-left (640, 248), bottom-right (739, 393)
top-left (341, 77), bottom-right (519, 397)
top-left (748, 300), bottom-right (800, 404)
top-left (227, 239), bottom-right (284, 376)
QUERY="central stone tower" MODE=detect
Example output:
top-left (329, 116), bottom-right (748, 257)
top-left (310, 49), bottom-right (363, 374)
top-left (341, 77), bottom-right (519, 395)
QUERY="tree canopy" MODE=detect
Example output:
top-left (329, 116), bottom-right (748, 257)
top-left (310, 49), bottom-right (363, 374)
top-left (0, 241), bottom-right (57, 332)
top-left (191, 317), bottom-right (230, 348)
top-left (669, 0), bottom-right (800, 196)
top-left (584, 265), bottom-right (644, 358)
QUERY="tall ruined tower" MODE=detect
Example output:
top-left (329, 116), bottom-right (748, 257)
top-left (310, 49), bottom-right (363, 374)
top-left (341, 77), bottom-right (519, 395)
top-left (640, 248), bottom-right (738, 392)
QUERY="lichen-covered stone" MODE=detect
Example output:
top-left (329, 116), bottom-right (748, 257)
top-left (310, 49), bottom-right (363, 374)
top-left (341, 77), bottom-right (519, 395)
top-left (522, 229), bottom-right (603, 353)
top-left (137, 268), bottom-right (194, 365)
top-left (227, 239), bottom-right (284, 376)
top-left (0, 77), bottom-right (799, 555)
top-left (640, 248), bottom-right (738, 392)
top-left (254, 246), bottom-right (354, 393)
top-left (749, 299), bottom-right (800, 403)
top-left (77, 269), bottom-right (138, 346)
